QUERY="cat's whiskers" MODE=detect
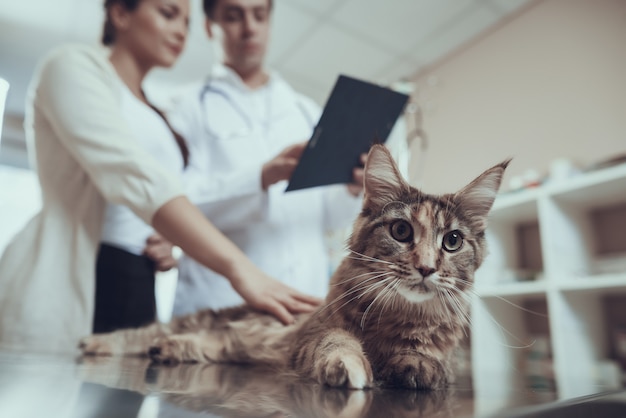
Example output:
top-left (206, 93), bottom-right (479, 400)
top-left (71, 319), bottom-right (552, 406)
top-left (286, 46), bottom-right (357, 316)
top-left (332, 270), bottom-right (388, 286)
top-left (445, 278), bottom-right (540, 349)
top-left (437, 290), bottom-right (456, 326)
top-left (448, 277), bottom-right (548, 318)
top-left (325, 278), bottom-right (396, 320)
top-left (430, 277), bottom-right (471, 322)
top-left (332, 273), bottom-right (394, 300)
top-left (378, 279), bottom-right (402, 327)
top-left (376, 280), bottom-right (402, 329)
top-left (441, 288), bottom-right (471, 337)
top-left (347, 250), bottom-right (393, 265)
top-left (360, 278), bottom-right (400, 329)
top-left (484, 311), bottom-right (536, 350)
top-left (347, 276), bottom-right (396, 305)
top-left (316, 274), bottom-right (396, 317)
top-left (324, 276), bottom-right (397, 319)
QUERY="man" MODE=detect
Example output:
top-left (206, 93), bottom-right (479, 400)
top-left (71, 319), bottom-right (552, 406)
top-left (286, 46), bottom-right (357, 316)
top-left (167, 0), bottom-right (365, 316)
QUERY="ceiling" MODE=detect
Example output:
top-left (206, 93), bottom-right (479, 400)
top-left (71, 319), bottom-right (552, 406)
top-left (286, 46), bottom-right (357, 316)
top-left (0, 0), bottom-right (532, 166)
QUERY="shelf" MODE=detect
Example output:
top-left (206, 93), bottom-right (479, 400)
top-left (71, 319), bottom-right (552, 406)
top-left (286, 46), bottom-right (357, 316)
top-left (476, 280), bottom-right (547, 298)
top-left (477, 274), bottom-right (626, 296)
top-left (472, 294), bottom-right (554, 404)
top-left (492, 163), bottom-right (626, 214)
top-left (547, 164), bottom-right (626, 208)
top-left (557, 273), bottom-right (626, 294)
top-left (474, 161), bottom-right (626, 402)
top-left (491, 188), bottom-right (541, 223)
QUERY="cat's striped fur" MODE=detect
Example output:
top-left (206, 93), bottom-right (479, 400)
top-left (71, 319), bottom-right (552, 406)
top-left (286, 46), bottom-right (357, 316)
top-left (80, 144), bottom-right (508, 390)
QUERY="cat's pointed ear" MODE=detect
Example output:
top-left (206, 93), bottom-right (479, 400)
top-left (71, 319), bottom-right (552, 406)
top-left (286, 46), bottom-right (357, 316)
top-left (363, 144), bottom-right (409, 208)
top-left (455, 159), bottom-right (511, 229)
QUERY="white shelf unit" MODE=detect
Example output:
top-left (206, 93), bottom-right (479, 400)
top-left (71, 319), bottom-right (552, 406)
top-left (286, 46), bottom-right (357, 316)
top-left (471, 163), bottom-right (626, 410)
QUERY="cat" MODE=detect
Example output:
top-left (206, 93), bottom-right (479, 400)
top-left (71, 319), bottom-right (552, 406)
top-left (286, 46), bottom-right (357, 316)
top-left (80, 144), bottom-right (509, 390)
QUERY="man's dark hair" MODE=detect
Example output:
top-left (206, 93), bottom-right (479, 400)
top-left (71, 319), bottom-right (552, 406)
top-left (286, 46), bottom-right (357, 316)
top-left (202, 0), bottom-right (273, 19)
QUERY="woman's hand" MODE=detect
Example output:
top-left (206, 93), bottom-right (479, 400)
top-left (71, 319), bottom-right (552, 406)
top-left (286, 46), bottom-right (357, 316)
top-left (143, 233), bottom-right (178, 272)
top-left (152, 196), bottom-right (322, 324)
top-left (229, 265), bottom-right (323, 325)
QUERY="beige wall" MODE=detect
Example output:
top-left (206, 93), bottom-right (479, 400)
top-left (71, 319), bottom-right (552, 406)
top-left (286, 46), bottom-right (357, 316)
top-left (407, 0), bottom-right (626, 194)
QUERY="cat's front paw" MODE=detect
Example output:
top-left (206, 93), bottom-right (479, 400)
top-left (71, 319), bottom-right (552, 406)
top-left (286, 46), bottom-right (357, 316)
top-left (396, 363), bottom-right (447, 390)
top-left (317, 352), bottom-right (373, 389)
top-left (149, 335), bottom-right (207, 365)
top-left (384, 355), bottom-right (448, 390)
top-left (149, 337), bottom-right (188, 365)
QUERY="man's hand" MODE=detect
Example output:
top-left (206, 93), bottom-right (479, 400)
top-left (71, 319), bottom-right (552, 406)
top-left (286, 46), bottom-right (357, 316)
top-left (261, 142), bottom-right (307, 190)
top-left (347, 152), bottom-right (368, 196)
top-left (144, 233), bottom-right (178, 272)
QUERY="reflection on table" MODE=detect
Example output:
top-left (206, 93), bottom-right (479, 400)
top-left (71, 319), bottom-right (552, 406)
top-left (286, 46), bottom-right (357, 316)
top-left (0, 351), bottom-right (625, 417)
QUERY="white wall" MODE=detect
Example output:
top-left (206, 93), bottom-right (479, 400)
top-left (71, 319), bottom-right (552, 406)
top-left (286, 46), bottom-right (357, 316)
top-left (407, 0), bottom-right (626, 195)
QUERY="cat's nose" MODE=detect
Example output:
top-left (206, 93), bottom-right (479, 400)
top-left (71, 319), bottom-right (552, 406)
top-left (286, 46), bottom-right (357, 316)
top-left (416, 266), bottom-right (436, 278)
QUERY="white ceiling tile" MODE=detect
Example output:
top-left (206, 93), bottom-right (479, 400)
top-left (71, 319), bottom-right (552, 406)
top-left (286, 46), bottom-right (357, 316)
top-left (267, 2), bottom-right (319, 65)
top-left (284, 0), bottom-right (347, 16)
top-left (375, 58), bottom-right (423, 86)
top-left (0, 0), bottom-right (526, 125)
top-left (280, 69), bottom-right (331, 106)
top-left (410, 6), bottom-right (500, 64)
top-left (483, 0), bottom-right (533, 15)
top-left (281, 23), bottom-right (396, 91)
top-left (67, 0), bottom-right (104, 43)
top-left (330, 0), bottom-right (475, 55)
top-left (0, 0), bottom-right (76, 34)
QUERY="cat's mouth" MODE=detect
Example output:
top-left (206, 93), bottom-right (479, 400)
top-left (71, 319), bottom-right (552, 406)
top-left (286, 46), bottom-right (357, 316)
top-left (408, 282), bottom-right (430, 292)
top-left (399, 279), bottom-right (436, 303)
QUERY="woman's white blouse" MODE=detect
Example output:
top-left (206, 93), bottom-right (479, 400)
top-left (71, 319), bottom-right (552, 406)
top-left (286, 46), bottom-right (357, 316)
top-left (0, 44), bottom-right (183, 353)
top-left (100, 83), bottom-right (184, 255)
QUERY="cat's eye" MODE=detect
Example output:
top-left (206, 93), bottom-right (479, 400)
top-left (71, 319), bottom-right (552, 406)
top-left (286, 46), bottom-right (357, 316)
top-left (390, 220), bottom-right (413, 242)
top-left (442, 230), bottom-right (463, 252)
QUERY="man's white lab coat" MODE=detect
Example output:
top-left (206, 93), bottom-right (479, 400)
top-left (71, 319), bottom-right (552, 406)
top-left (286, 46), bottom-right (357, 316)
top-left (169, 66), bottom-right (362, 315)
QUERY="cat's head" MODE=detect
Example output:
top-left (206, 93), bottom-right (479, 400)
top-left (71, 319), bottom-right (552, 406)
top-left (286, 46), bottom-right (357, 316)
top-left (342, 144), bottom-right (508, 318)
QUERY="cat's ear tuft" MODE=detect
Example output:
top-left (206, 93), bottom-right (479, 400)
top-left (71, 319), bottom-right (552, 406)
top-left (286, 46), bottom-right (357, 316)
top-left (455, 159), bottom-right (511, 229)
top-left (363, 144), bottom-right (408, 208)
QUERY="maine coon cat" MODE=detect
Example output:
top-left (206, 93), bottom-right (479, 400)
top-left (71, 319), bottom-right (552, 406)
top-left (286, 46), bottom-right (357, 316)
top-left (80, 144), bottom-right (509, 390)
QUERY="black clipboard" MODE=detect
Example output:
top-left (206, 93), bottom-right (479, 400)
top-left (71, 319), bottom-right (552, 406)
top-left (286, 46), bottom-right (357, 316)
top-left (285, 75), bottom-right (409, 192)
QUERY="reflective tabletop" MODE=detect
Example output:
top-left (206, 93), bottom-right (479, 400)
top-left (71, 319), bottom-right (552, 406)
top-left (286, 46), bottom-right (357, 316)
top-left (1, 351), bottom-right (625, 418)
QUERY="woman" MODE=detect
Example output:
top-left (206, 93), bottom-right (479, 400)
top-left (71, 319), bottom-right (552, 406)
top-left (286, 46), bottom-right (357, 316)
top-left (0, 0), bottom-right (319, 354)
top-left (92, 0), bottom-right (192, 334)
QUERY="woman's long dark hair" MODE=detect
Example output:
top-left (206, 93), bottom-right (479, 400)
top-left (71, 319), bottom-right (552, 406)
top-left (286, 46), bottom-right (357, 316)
top-left (102, 0), bottom-right (190, 167)
top-left (149, 104), bottom-right (190, 168)
top-left (102, 0), bottom-right (141, 46)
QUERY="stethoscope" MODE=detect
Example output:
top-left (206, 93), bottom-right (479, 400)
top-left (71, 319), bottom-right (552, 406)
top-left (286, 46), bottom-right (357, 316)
top-left (198, 76), bottom-right (318, 139)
